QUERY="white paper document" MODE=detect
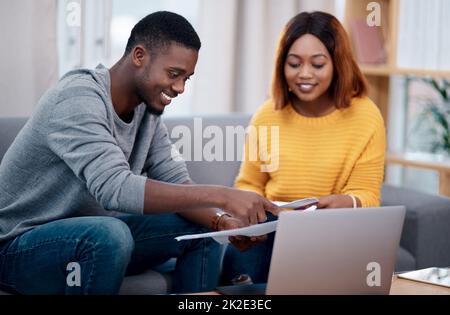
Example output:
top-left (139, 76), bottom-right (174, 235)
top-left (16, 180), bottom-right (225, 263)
top-left (175, 204), bottom-right (317, 244)
top-left (175, 220), bottom-right (278, 244)
top-left (273, 198), bottom-right (318, 210)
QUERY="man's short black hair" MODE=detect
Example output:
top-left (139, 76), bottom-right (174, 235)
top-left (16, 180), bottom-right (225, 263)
top-left (125, 11), bottom-right (201, 56)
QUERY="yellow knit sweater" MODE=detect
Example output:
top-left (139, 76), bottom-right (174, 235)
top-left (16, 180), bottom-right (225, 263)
top-left (235, 97), bottom-right (386, 207)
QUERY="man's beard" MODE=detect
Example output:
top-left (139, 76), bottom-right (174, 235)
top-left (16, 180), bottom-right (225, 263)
top-left (136, 88), bottom-right (164, 116)
top-left (136, 68), bottom-right (164, 116)
top-left (145, 102), bottom-right (164, 116)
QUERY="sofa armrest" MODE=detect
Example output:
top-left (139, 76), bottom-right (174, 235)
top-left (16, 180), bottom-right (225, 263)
top-left (381, 184), bottom-right (450, 269)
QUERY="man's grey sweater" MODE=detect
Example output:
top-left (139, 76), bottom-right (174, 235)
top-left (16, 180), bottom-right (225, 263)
top-left (0, 64), bottom-right (190, 242)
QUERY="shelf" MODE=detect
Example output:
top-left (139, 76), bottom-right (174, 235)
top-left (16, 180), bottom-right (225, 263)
top-left (386, 152), bottom-right (450, 196)
top-left (345, 1), bottom-right (450, 196)
top-left (346, 0), bottom-right (450, 79)
top-left (361, 66), bottom-right (450, 78)
top-left (386, 152), bottom-right (450, 173)
top-left (360, 65), bottom-right (394, 76)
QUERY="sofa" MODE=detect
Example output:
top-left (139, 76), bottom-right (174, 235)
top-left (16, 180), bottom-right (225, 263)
top-left (1, 115), bottom-right (450, 295)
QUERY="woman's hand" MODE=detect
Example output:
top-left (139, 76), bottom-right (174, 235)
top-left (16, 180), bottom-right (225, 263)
top-left (218, 215), bottom-right (268, 252)
top-left (317, 194), bottom-right (360, 209)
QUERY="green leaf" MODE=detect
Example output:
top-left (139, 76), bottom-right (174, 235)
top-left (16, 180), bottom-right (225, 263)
top-left (429, 106), bottom-right (449, 131)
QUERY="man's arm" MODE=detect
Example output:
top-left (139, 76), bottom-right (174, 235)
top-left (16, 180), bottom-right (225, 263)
top-left (142, 118), bottom-right (280, 224)
top-left (47, 94), bottom-right (147, 215)
top-left (175, 180), bottom-right (221, 229)
top-left (176, 180), bottom-right (269, 251)
top-left (143, 179), bottom-right (279, 225)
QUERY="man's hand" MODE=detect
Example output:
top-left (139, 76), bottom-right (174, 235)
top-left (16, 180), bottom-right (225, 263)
top-left (221, 188), bottom-right (281, 225)
top-left (142, 179), bottom-right (281, 223)
top-left (217, 215), bottom-right (268, 252)
top-left (317, 194), bottom-right (360, 209)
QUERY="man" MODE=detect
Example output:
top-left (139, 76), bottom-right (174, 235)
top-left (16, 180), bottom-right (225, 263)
top-left (0, 11), bottom-right (278, 294)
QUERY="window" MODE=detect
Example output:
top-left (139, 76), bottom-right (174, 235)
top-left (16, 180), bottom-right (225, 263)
top-left (57, 0), bottom-right (199, 116)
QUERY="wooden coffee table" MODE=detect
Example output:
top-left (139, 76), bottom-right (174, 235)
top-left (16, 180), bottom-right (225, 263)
top-left (390, 275), bottom-right (450, 295)
top-left (194, 276), bottom-right (450, 295)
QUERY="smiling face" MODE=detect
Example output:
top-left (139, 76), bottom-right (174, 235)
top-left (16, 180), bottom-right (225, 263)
top-left (284, 34), bottom-right (334, 105)
top-left (135, 43), bottom-right (198, 116)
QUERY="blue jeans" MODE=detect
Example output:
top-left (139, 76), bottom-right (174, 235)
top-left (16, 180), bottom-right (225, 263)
top-left (0, 214), bottom-right (221, 294)
top-left (221, 213), bottom-right (277, 284)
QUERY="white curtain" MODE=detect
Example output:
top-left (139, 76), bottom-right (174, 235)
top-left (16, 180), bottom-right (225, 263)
top-left (0, 0), bottom-right (58, 117)
top-left (191, 0), bottom-right (336, 114)
top-left (0, 0), bottom-right (337, 117)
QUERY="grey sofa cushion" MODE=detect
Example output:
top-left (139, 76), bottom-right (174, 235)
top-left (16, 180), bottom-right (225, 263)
top-left (164, 114), bottom-right (252, 186)
top-left (119, 269), bottom-right (172, 295)
top-left (382, 184), bottom-right (450, 269)
top-left (0, 117), bottom-right (28, 163)
top-left (395, 247), bottom-right (416, 272)
top-left (0, 269), bottom-right (173, 295)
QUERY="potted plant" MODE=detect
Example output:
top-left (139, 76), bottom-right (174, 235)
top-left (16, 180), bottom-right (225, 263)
top-left (408, 78), bottom-right (450, 155)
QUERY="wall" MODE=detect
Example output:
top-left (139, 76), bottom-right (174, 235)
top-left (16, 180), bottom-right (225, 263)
top-left (0, 0), bottom-right (58, 117)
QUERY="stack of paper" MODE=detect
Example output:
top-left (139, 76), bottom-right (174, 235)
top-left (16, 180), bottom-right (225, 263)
top-left (175, 198), bottom-right (318, 244)
top-left (175, 220), bottom-right (278, 244)
top-left (397, 267), bottom-right (450, 288)
top-left (273, 197), bottom-right (318, 210)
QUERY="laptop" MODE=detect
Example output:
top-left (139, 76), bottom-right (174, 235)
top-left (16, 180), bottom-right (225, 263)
top-left (217, 206), bottom-right (406, 295)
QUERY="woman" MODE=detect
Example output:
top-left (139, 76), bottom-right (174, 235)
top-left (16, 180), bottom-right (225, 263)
top-left (222, 11), bottom-right (386, 284)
